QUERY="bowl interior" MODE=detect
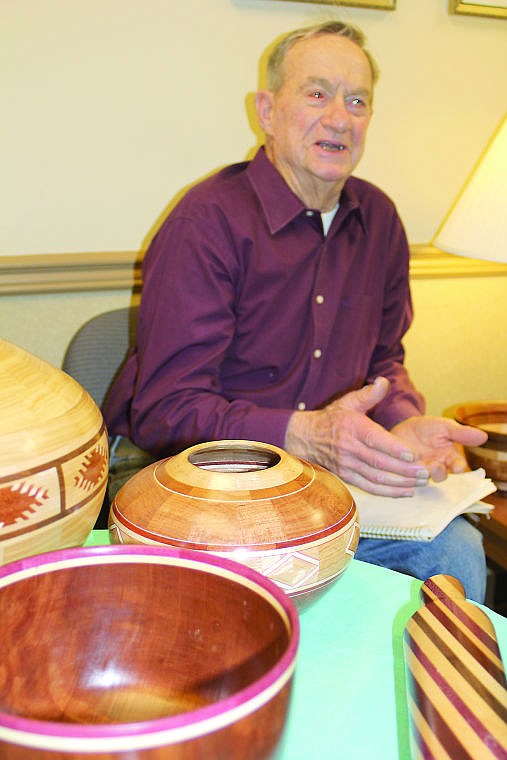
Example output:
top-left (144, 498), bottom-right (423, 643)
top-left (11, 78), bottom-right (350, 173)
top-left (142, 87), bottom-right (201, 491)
top-left (453, 401), bottom-right (507, 443)
top-left (0, 554), bottom-right (292, 725)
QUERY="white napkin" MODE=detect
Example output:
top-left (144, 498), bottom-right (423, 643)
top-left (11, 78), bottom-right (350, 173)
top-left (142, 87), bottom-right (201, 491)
top-left (346, 468), bottom-right (497, 541)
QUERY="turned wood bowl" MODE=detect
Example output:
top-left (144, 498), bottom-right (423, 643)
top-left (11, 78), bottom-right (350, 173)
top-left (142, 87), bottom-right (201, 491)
top-left (0, 545), bottom-right (299, 760)
top-left (109, 440), bottom-right (359, 603)
top-left (447, 401), bottom-right (507, 491)
top-left (0, 339), bottom-right (108, 565)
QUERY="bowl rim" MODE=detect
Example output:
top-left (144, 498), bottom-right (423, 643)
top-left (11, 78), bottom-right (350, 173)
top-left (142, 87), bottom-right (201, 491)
top-left (444, 400), bottom-right (507, 415)
top-left (0, 545), bottom-right (300, 753)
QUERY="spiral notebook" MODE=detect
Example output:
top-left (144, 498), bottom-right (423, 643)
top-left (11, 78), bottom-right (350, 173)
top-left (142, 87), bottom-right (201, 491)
top-left (346, 468), bottom-right (496, 542)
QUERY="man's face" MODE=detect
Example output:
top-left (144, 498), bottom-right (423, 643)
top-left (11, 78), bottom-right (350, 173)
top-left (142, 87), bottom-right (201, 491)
top-left (256, 34), bottom-right (373, 208)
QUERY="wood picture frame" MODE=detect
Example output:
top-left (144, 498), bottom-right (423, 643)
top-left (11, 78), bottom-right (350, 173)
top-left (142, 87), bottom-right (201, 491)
top-left (277, 0), bottom-right (396, 9)
top-left (449, 0), bottom-right (507, 18)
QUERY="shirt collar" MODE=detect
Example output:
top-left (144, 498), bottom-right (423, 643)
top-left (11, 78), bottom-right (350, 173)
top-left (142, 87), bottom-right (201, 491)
top-left (247, 147), bottom-right (303, 233)
top-left (246, 147), bottom-right (366, 235)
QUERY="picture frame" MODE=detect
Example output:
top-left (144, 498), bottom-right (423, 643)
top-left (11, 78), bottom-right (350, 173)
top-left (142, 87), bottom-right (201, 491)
top-left (277, 0), bottom-right (396, 9)
top-left (449, 0), bottom-right (507, 18)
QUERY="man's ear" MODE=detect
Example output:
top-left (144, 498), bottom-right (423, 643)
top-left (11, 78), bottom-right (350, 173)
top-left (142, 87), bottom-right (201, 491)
top-left (255, 90), bottom-right (275, 135)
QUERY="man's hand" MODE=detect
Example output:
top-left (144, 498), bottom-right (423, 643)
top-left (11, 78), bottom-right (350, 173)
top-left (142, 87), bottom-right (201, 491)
top-left (390, 416), bottom-right (487, 482)
top-left (284, 377), bottom-right (488, 497)
top-left (285, 377), bottom-right (431, 496)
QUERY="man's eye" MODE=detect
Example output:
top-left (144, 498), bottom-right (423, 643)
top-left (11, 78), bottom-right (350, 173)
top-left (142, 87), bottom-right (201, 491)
top-left (349, 97), bottom-right (369, 109)
top-left (311, 90), bottom-right (324, 100)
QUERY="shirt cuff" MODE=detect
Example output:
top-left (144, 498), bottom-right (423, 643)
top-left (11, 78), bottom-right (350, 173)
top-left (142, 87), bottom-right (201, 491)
top-left (238, 407), bottom-right (294, 450)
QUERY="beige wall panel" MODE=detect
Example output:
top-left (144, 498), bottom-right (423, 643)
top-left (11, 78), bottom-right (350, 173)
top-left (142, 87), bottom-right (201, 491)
top-left (2, 0), bottom-right (506, 254)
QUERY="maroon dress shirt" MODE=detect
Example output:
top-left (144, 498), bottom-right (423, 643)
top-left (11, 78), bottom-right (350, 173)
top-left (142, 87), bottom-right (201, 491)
top-left (103, 147), bottom-right (425, 454)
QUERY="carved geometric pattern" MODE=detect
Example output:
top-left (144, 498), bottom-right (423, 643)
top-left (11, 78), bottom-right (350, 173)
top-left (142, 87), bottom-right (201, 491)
top-left (260, 551), bottom-right (320, 591)
top-left (0, 424), bottom-right (108, 541)
top-left (345, 520), bottom-right (360, 556)
top-left (0, 482), bottom-right (49, 527)
top-left (242, 521), bottom-right (357, 594)
top-left (74, 443), bottom-right (108, 492)
top-left (108, 523), bottom-right (125, 544)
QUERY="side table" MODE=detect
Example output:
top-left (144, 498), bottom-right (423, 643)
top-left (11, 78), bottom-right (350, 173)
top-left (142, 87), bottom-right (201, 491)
top-left (480, 490), bottom-right (507, 615)
top-left (481, 490), bottom-right (507, 572)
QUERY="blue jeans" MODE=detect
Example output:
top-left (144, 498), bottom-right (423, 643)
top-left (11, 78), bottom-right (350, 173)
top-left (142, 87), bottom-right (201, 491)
top-left (355, 516), bottom-right (486, 603)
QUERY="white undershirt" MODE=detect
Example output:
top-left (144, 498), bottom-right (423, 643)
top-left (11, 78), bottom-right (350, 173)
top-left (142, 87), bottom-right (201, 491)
top-left (321, 204), bottom-right (339, 236)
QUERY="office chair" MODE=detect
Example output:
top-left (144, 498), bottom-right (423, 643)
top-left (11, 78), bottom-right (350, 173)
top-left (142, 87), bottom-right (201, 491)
top-left (62, 306), bottom-right (138, 408)
top-left (62, 305), bottom-right (139, 528)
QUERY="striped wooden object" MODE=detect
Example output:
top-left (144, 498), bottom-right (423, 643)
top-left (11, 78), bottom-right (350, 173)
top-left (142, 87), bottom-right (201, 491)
top-left (404, 574), bottom-right (507, 759)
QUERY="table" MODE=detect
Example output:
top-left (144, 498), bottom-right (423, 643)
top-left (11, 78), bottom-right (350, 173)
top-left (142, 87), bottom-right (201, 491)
top-left (85, 531), bottom-right (507, 760)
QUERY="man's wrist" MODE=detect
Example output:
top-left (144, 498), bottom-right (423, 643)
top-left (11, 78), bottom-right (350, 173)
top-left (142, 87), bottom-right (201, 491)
top-left (284, 409), bottom-right (320, 460)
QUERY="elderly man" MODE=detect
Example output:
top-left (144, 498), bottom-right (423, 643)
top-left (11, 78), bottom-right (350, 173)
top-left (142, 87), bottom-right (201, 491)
top-left (104, 21), bottom-right (487, 601)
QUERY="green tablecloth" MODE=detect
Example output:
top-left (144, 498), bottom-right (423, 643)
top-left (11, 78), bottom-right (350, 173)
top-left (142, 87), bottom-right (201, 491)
top-left (85, 531), bottom-right (507, 759)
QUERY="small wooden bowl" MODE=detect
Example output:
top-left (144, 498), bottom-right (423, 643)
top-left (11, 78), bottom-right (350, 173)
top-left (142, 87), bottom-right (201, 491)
top-left (0, 545), bottom-right (299, 759)
top-left (0, 340), bottom-right (108, 565)
top-left (109, 440), bottom-right (359, 603)
top-left (448, 401), bottom-right (507, 491)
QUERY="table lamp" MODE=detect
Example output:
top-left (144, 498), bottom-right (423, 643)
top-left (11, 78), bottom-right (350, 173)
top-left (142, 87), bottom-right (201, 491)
top-left (433, 113), bottom-right (506, 263)
top-left (434, 114), bottom-right (507, 491)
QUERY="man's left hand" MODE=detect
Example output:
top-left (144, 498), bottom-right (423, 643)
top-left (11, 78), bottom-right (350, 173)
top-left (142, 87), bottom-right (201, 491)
top-left (391, 416), bottom-right (488, 482)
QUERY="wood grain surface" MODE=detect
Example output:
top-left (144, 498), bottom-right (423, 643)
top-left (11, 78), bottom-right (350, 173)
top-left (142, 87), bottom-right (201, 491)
top-left (110, 440), bottom-right (359, 599)
top-left (0, 339), bottom-right (108, 565)
top-left (404, 574), bottom-right (507, 759)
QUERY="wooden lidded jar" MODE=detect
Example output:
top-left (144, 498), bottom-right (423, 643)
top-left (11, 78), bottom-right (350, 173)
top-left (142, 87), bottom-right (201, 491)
top-left (109, 440), bottom-right (359, 602)
top-left (0, 339), bottom-right (108, 565)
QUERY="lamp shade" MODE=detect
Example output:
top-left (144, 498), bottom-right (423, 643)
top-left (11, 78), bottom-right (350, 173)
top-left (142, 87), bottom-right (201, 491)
top-left (433, 115), bottom-right (507, 263)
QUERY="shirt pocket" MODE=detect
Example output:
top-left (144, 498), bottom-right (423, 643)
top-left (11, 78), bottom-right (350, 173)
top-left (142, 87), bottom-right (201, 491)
top-left (331, 293), bottom-right (380, 383)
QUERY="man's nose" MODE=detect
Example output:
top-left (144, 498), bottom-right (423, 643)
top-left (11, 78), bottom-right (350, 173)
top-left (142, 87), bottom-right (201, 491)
top-left (321, 97), bottom-right (350, 131)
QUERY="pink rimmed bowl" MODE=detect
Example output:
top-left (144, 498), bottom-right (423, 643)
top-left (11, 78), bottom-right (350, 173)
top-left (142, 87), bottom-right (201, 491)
top-left (109, 440), bottom-right (359, 604)
top-left (0, 545), bottom-right (299, 759)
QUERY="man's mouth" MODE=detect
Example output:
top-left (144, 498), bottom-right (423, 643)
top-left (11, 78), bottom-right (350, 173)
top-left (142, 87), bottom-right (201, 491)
top-left (316, 141), bottom-right (347, 152)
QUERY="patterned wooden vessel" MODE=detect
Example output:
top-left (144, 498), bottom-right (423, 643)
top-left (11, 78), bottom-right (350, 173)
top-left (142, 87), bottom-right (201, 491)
top-left (0, 339), bottom-right (108, 565)
top-left (109, 440), bottom-right (359, 602)
top-left (403, 574), bottom-right (507, 759)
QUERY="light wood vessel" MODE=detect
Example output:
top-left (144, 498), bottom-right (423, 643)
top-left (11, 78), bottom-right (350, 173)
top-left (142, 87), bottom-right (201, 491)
top-left (0, 339), bottom-right (108, 565)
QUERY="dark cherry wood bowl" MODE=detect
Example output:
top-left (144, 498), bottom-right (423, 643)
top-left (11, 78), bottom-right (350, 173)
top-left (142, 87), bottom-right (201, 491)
top-left (447, 401), bottom-right (507, 491)
top-left (0, 545), bottom-right (299, 759)
top-left (109, 440), bottom-right (359, 603)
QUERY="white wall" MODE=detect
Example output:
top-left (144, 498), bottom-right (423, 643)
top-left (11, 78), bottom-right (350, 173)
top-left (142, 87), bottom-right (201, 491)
top-left (3, 0), bottom-right (506, 254)
top-left (405, 276), bottom-right (507, 415)
top-left (2, 1), bottom-right (506, 417)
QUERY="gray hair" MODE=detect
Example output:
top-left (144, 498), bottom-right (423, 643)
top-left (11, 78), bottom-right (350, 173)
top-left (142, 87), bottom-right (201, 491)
top-left (267, 21), bottom-right (379, 92)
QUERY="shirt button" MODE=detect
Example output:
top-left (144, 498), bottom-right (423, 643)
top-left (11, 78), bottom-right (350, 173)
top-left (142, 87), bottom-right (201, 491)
top-left (297, 401), bottom-right (306, 411)
top-left (316, 294), bottom-right (324, 304)
top-left (313, 349), bottom-right (322, 359)
top-left (305, 210), bottom-right (314, 217)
